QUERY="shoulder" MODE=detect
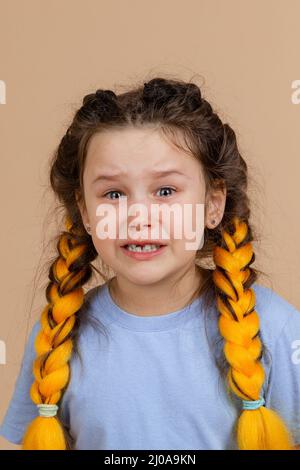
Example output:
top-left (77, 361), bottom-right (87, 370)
top-left (83, 282), bottom-right (106, 306)
top-left (253, 284), bottom-right (300, 444)
top-left (252, 282), bottom-right (300, 348)
top-left (81, 282), bottom-right (108, 320)
top-left (74, 282), bottom-right (112, 340)
top-left (28, 284), bottom-right (110, 346)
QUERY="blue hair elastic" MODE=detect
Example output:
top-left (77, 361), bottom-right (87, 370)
top-left (242, 396), bottom-right (265, 410)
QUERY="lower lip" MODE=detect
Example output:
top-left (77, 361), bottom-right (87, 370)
top-left (121, 245), bottom-right (167, 260)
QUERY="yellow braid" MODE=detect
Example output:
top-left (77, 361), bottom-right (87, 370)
top-left (22, 216), bottom-right (88, 450)
top-left (212, 216), bottom-right (294, 449)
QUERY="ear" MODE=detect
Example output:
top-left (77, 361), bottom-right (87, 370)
top-left (205, 180), bottom-right (227, 229)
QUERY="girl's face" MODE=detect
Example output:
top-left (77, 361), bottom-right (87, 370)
top-left (78, 126), bottom-right (217, 286)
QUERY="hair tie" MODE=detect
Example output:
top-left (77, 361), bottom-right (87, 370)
top-left (37, 404), bottom-right (59, 418)
top-left (242, 396), bottom-right (265, 410)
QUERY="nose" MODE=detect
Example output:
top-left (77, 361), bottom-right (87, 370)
top-left (127, 196), bottom-right (154, 234)
top-left (129, 221), bottom-right (151, 231)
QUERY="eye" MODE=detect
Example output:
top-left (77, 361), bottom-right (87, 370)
top-left (103, 190), bottom-right (126, 200)
top-left (156, 187), bottom-right (176, 197)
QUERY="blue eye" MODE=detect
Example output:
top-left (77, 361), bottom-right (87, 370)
top-left (103, 187), bottom-right (176, 200)
top-left (157, 187), bottom-right (176, 197)
top-left (103, 190), bottom-right (126, 200)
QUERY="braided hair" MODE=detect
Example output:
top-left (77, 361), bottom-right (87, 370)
top-left (22, 77), bottom-right (294, 450)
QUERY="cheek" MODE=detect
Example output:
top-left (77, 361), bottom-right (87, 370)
top-left (166, 200), bottom-right (204, 241)
top-left (91, 202), bottom-right (122, 244)
top-left (92, 236), bottom-right (115, 262)
top-left (185, 196), bottom-right (205, 238)
top-left (175, 238), bottom-right (199, 258)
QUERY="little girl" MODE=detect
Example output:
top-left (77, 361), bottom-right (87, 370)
top-left (1, 77), bottom-right (300, 450)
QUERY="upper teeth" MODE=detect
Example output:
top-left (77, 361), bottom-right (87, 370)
top-left (126, 244), bottom-right (161, 252)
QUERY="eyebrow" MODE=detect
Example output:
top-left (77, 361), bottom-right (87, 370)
top-left (92, 169), bottom-right (190, 184)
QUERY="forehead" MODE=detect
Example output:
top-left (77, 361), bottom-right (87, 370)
top-left (84, 127), bottom-right (202, 179)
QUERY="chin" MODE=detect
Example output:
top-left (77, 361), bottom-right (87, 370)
top-left (122, 269), bottom-right (171, 286)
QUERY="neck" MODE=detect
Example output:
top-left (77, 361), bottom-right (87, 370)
top-left (108, 264), bottom-right (206, 316)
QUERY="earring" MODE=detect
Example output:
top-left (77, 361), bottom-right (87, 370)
top-left (86, 224), bottom-right (91, 233)
top-left (211, 219), bottom-right (216, 226)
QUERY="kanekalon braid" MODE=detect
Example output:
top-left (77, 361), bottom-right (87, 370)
top-left (212, 216), bottom-right (294, 449)
top-left (22, 216), bottom-right (92, 450)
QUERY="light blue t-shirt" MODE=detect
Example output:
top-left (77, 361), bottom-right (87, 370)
top-left (1, 281), bottom-right (300, 450)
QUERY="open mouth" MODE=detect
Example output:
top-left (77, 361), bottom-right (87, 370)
top-left (122, 243), bottom-right (165, 253)
top-left (120, 242), bottom-right (168, 259)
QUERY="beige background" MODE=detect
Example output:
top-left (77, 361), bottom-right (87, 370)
top-left (0, 0), bottom-right (299, 450)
